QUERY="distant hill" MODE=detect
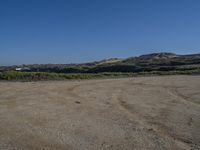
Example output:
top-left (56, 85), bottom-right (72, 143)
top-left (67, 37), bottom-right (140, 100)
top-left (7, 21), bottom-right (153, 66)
top-left (1, 52), bottom-right (200, 73)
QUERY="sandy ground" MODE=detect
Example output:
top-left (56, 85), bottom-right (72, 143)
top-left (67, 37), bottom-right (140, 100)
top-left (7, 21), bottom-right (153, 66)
top-left (0, 76), bottom-right (200, 150)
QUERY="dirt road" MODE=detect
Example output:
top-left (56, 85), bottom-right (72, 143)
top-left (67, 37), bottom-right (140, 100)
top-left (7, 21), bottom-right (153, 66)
top-left (0, 76), bottom-right (200, 150)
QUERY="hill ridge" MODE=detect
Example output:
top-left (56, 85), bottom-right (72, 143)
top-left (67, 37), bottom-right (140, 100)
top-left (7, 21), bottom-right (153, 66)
top-left (1, 52), bottom-right (200, 73)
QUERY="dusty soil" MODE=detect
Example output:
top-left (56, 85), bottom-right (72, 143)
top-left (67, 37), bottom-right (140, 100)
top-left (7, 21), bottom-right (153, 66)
top-left (0, 76), bottom-right (200, 150)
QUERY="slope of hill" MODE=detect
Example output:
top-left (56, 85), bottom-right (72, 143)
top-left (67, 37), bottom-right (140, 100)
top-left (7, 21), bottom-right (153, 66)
top-left (0, 52), bottom-right (200, 73)
top-left (85, 52), bottom-right (200, 73)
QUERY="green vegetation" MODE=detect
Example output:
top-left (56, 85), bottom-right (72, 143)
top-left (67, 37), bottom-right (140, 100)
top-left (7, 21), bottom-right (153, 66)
top-left (0, 71), bottom-right (131, 81)
top-left (0, 69), bottom-right (199, 81)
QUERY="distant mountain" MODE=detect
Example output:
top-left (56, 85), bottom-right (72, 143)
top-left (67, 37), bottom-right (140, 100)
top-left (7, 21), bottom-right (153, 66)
top-left (122, 53), bottom-right (200, 65)
top-left (1, 52), bottom-right (200, 73)
top-left (83, 52), bottom-right (200, 73)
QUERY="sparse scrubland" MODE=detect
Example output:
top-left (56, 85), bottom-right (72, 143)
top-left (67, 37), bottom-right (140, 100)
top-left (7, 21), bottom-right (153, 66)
top-left (0, 52), bottom-right (199, 81)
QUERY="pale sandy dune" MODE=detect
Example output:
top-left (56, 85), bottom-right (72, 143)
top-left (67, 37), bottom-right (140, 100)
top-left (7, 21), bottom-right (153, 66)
top-left (0, 76), bottom-right (200, 150)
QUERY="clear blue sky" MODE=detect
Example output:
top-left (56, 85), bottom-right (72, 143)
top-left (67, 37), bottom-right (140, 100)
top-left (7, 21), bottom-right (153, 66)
top-left (0, 0), bottom-right (200, 65)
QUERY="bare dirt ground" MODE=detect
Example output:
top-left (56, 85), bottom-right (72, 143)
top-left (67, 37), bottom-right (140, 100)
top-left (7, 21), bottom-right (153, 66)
top-left (0, 76), bottom-right (200, 150)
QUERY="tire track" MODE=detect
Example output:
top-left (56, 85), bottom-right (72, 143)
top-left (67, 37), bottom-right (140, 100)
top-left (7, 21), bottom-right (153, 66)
top-left (166, 87), bottom-right (200, 107)
top-left (129, 82), bottom-right (200, 107)
top-left (112, 81), bottom-right (192, 150)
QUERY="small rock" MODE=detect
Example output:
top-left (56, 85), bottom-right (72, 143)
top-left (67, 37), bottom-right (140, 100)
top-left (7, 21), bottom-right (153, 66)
top-left (148, 128), bottom-right (154, 131)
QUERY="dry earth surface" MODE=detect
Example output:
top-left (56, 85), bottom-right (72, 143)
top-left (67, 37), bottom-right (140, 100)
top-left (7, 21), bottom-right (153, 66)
top-left (0, 76), bottom-right (200, 150)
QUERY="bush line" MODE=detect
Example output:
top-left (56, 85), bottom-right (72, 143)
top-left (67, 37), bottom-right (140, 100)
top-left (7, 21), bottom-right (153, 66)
top-left (0, 69), bottom-right (199, 81)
